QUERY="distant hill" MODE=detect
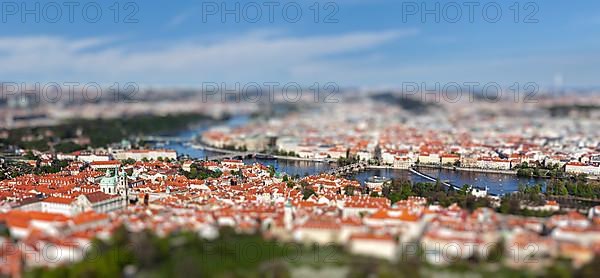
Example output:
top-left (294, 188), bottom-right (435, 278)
top-left (370, 92), bottom-right (440, 114)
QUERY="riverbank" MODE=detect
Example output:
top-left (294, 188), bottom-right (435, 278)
top-left (368, 165), bottom-right (408, 170)
top-left (416, 164), bottom-right (600, 181)
top-left (190, 142), bottom-right (334, 163)
top-left (416, 164), bottom-right (518, 175)
top-left (365, 164), bottom-right (518, 176)
top-left (158, 115), bottom-right (545, 195)
top-left (271, 155), bottom-right (333, 163)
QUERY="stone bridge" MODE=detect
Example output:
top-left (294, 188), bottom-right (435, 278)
top-left (206, 152), bottom-right (257, 161)
top-left (326, 162), bottom-right (369, 176)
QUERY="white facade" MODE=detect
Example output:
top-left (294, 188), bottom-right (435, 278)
top-left (565, 163), bottom-right (600, 176)
top-left (393, 157), bottom-right (412, 169)
top-left (293, 227), bottom-right (340, 244)
top-left (113, 150), bottom-right (177, 161)
top-left (348, 237), bottom-right (397, 260)
top-left (78, 154), bottom-right (111, 163)
top-left (476, 159), bottom-right (511, 170)
top-left (419, 154), bottom-right (440, 165)
top-left (40, 201), bottom-right (73, 216)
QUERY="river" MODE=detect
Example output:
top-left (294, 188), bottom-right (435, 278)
top-left (159, 115), bottom-right (546, 195)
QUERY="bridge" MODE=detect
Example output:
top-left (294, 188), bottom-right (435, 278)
top-left (206, 152), bottom-right (257, 161)
top-left (140, 136), bottom-right (191, 144)
top-left (326, 162), bottom-right (368, 176)
top-left (408, 167), bottom-right (499, 198)
top-left (409, 167), bottom-right (460, 191)
top-left (187, 142), bottom-right (258, 160)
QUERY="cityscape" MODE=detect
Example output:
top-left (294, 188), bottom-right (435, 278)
top-left (1, 0), bottom-right (600, 277)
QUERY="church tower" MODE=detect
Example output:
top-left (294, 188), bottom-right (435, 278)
top-left (116, 168), bottom-right (128, 197)
top-left (99, 166), bottom-right (128, 201)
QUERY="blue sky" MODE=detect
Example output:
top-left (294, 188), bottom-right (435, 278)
top-left (2, 0), bottom-right (600, 88)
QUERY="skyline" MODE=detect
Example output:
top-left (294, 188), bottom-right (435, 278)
top-left (1, 0), bottom-right (599, 87)
top-left (3, 2), bottom-right (600, 276)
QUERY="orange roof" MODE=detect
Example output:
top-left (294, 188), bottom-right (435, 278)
top-left (368, 208), bottom-right (421, 222)
top-left (43, 196), bottom-right (73, 205)
top-left (90, 160), bottom-right (121, 166)
top-left (83, 191), bottom-right (116, 203)
top-left (2, 211), bottom-right (69, 228)
top-left (350, 233), bottom-right (394, 241)
top-left (71, 211), bottom-right (108, 225)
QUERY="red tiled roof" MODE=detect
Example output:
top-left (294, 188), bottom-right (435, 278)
top-left (43, 196), bottom-right (73, 205)
top-left (90, 160), bottom-right (121, 166)
top-left (83, 191), bottom-right (116, 203)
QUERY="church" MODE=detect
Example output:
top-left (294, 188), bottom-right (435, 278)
top-left (99, 167), bottom-right (129, 197)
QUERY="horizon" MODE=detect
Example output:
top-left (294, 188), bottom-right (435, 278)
top-left (1, 0), bottom-right (600, 87)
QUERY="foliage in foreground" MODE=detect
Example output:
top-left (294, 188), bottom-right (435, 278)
top-left (26, 227), bottom-right (346, 278)
top-left (25, 225), bottom-right (600, 278)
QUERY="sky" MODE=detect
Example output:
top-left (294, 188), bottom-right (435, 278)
top-left (2, 0), bottom-right (600, 88)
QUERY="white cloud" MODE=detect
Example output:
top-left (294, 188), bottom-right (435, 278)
top-left (0, 29), bottom-right (417, 86)
top-left (289, 50), bottom-right (600, 88)
top-left (165, 10), bottom-right (194, 28)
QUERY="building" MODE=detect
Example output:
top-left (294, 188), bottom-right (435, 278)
top-left (76, 153), bottom-right (111, 163)
top-left (15, 190), bottom-right (125, 216)
top-left (113, 149), bottom-right (177, 161)
top-left (418, 153), bottom-right (440, 165)
top-left (72, 192), bottom-right (125, 214)
top-left (222, 159), bottom-right (244, 169)
top-left (99, 168), bottom-right (128, 196)
top-left (565, 162), bottom-right (600, 176)
top-left (441, 154), bottom-right (460, 165)
top-left (89, 160), bottom-right (121, 171)
top-left (293, 217), bottom-right (341, 244)
top-left (460, 156), bottom-right (479, 168)
top-left (470, 186), bottom-right (488, 198)
top-left (476, 158), bottom-right (511, 170)
top-left (393, 156), bottom-right (412, 169)
top-left (348, 233), bottom-right (398, 260)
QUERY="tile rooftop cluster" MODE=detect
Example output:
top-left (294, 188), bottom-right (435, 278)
top-left (202, 99), bottom-right (600, 175)
top-left (1, 154), bottom-right (600, 274)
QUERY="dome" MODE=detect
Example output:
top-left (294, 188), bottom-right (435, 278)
top-left (100, 170), bottom-right (117, 187)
